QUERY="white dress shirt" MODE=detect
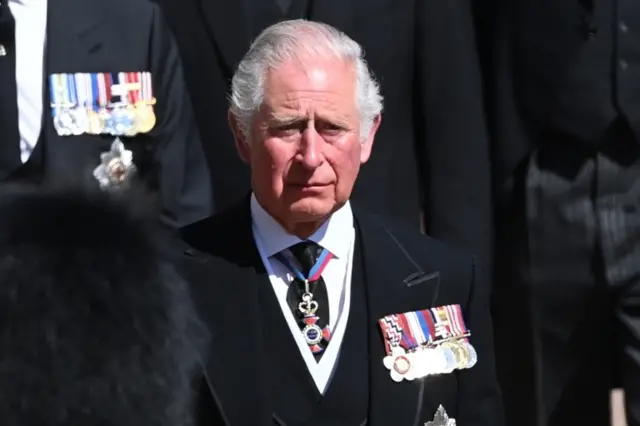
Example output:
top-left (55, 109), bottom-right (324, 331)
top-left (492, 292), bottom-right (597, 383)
top-left (251, 194), bottom-right (355, 394)
top-left (9, 0), bottom-right (47, 162)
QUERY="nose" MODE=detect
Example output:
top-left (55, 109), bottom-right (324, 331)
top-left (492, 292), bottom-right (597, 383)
top-left (298, 127), bottom-right (324, 169)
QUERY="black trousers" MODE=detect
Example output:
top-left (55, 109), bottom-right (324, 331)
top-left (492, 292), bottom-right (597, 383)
top-left (494, 120), bottom-right (640, 426)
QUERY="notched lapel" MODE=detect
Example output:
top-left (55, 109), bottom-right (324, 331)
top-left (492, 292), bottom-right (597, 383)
top-left (46, 0), bottom-right (106, 69)
top-left (404, 271), bottom-right (440, 288)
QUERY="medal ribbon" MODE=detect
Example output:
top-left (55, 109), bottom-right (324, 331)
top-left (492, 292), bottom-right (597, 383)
top-left (397, 313), bottom-right (418, 351)
top-left (273, 247), bottom-right (333, 283)
top-left (96, 73), bottom-right (107, 109)
top-left (430, 306), bottom-right (454, 342)
top-left (141, 71), bottom-right (155, 104)
top-left (74, 73), bottom-right (88, 109)
top-left (378, 315), bottom-right (403, 356)
top-left (67, 74), bottom-right (78, 108)
top-left (127, 72), bottom-right (140, 105)
top-left (48, 74), bottom-right (61, 119)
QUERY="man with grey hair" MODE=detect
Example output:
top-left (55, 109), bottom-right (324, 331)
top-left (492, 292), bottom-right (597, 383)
top-left (157, 0), bottom-right (492, 274)
top-left (179, 20), bottom-right (502, 426)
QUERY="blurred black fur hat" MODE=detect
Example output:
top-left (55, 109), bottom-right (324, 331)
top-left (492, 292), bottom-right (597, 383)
top-left (0, 184), bottom-right (203, 426)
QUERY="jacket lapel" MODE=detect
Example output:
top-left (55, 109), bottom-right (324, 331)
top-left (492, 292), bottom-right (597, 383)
top-left (46, 0), bottom-right (106, 71)
top-left (353, 207), bottom-right (444, 426)
top-left (179, 200), bottom-right (271, 426)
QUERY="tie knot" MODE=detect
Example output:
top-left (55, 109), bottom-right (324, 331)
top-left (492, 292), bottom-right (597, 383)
top-left (289, 241), bottom-right (322, 275)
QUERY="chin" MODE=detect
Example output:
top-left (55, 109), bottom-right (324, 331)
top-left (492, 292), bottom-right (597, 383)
top-left (286, 197), bottom-right (335, 221)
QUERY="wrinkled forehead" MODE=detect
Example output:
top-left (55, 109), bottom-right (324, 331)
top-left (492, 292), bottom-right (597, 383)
top-left (262, 57), bottom-right (358, 117)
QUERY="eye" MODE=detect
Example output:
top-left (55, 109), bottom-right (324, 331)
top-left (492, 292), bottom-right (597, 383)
top-left (271, 122), bottom-right (304, 137)
top-left (316, 121), bottom-right (345, 136)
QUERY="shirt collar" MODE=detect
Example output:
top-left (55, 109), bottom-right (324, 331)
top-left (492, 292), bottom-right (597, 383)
top-left (250, 193), bottom-right (353, 259)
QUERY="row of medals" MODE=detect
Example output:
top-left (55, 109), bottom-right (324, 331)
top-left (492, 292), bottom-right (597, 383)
top-left (395, 337), bottom-right (477, 380)
top-left (54, 101), bottom-right (156, 137)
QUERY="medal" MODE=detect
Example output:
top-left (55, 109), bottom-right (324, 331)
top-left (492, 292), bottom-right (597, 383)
top-left (274, 248), bottom-right (334, 355)
top-left (93, 138), bottom-right (137, 191)
top-left (135, 71), bottom-right (156, 133)
top-left (382, 347), bottom-right (416, 382)
top-left (67, 73), bottom-right (87, 135)
top-left (135, 103), bottom-right (156, 133)
top-left (86, 74), bottom-right (104, 134)
top-left (49, 73), bottom-right (73, 136)
top-left (426, 406), bottom-right (456, 426)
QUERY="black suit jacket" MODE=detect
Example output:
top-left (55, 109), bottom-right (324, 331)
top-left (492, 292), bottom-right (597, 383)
top-left (35, 0), bottom-right (212, 227)
top-left (175, 200), bottom-right (503, 426)
top-left (156, 0), bottom-right (492, 267)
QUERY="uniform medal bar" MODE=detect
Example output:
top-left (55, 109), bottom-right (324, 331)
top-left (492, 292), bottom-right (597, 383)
top-left (379, 305), bottom-right (477, 381)
top-left (48, 74), bottom-right (64, 135)
top-left (274, 248), bottom-right (333, 354)
top-left (87, 73), bottom-right (104, 134)
top-left (71, 73), bottom-right (89, 135)
top-left (136, 71), bottom-right (156, 133)
top-left (119, 71), bottom-right (137, 136)
top-left (97, 73), bottom-right (113, 134)
top-left (109, 72), bottom-right (133, 136)
top-left (124, 72), bottom-right (141, 135)
top-left (447, 304), bottom-right (477, 368)
top-left (51, 73), bottom-right (74, 136)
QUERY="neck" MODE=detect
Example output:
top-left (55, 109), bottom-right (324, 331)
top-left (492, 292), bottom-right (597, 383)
top-left (283, 221), bottom-right (325, 239)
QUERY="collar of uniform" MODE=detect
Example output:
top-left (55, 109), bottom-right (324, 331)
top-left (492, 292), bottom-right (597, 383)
top-left (250, 192), bottom-right (353, 260)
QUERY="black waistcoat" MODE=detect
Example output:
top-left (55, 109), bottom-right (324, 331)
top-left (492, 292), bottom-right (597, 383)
top-left (256, 241), bottom-right (369, 426)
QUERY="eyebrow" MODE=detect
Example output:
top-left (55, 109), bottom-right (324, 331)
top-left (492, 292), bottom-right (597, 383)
top-left (267, 112), bottom-right (351, 128)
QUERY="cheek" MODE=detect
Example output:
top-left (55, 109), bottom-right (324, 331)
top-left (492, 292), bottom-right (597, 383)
top-left (329, 145), bottom-right (362, 185)
top-left (251, 141), bottom-right (295, 183)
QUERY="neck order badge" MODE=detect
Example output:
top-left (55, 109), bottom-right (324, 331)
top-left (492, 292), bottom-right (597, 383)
top-left (274, 247), bottom-right (333, 354)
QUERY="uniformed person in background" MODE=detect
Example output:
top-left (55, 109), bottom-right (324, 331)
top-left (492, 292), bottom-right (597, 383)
top-left (480, 1), bottom-right (640, 425)
top-left (0, 0), bottom-right (212, 227)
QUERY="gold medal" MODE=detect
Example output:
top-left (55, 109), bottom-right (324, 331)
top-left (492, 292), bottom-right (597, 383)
top-left (86, 109), bottom-right (104, 134)
top-left (124, 104), bottom-right (138, 136)
top-left (442, 340), bottom-right (469, 369)
top-left (135, 103), bottom-right (156, 133)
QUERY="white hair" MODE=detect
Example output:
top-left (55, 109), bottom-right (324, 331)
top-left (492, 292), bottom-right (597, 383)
top-left (229, 19), bottom-right (383, 141)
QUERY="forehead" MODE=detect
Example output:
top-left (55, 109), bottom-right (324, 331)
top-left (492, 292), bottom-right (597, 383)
top-left (263, 57), bottom-right (357, 115)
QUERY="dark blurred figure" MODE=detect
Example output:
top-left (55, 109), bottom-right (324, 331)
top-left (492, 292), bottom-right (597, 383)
top-left (479, 1), bottom-right (640, 425)
top-left (153, 0), bottom-right (492, 267)
top-left (0, 185), bottom-right (205, 425)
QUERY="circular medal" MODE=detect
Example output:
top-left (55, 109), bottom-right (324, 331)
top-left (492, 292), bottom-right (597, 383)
top-left (124, 105), bottom-right (138, 136)
top-left (465, 342), bottom-right (478, 368)
top-left (439, 345), bottom-right (457, 373)
top-left (106, 159), bottom-right (128, 184)
top-left (69, 108), bottom-right (88, 135)
top-left (54, 110), bottom-right (74, 136)
top-left (431, 346), bottom-right (450, 375)
top-left (302, 323), bottom-right (324, 345)
top-left (111, 107), bottom-right (134, 136)
top-left (393, 355), bottom-right (412, 375)
top-left (86, 110), bottom-right (104, 134)
top-left (135, 104), bottom-right (156, 133)
top-left (99, 109), bottom-right (114, 134)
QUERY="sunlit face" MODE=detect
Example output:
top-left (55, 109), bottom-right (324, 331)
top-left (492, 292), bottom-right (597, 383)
top-left (229, 56), bottom-right (380, 229)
